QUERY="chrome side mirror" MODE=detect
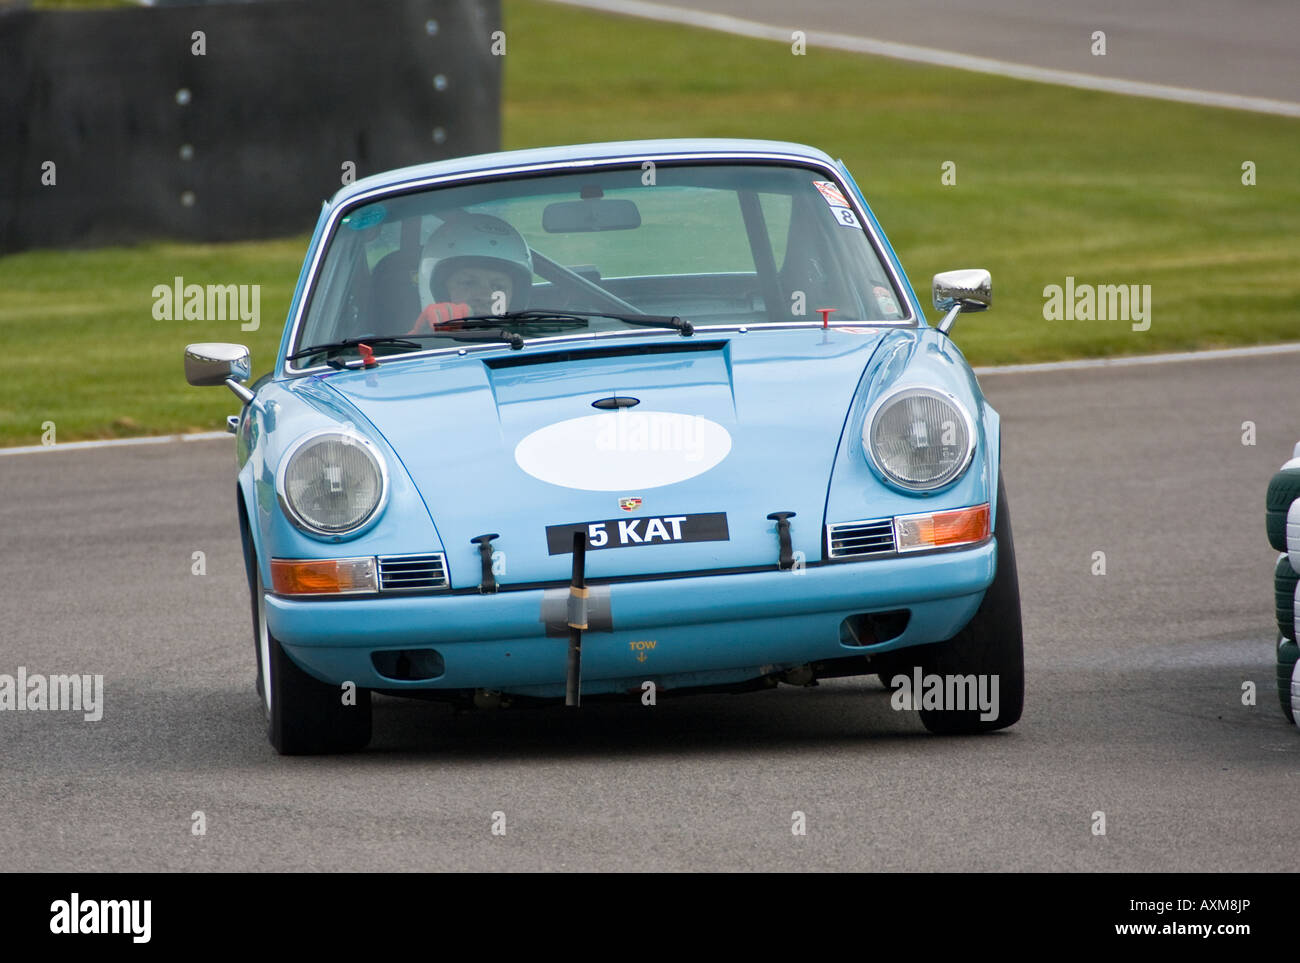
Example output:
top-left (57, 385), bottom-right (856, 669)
top-left (184, 343), bottom-right (254, 403)
top-left (932, 269), bottom-right (991, 335)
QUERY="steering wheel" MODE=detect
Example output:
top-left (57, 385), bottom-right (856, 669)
top-left (528, 247), bottom-right (646, 316)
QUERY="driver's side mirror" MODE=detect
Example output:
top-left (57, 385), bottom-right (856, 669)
top-left (184, 343), bottom-right (254, 403)
top-left (932, 269), bottom-right (991, 335)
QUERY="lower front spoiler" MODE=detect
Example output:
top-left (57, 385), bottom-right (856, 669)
top-left (264, 540), bottom-right (997, 696)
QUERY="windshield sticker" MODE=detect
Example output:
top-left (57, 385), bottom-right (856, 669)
top-left (812, 180), bottom-right (849, 206)
top-left (343, 205), bottom-right (386, 230)
top-left (814, 181), bottom-right (860, 229)
top-left (873, 285), bottom-right (901, 317)
top-left (829, 206), bottom-right (860, 228)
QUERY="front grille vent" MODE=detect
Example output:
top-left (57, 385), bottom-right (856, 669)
top-left (377, 553), bottom-right (449, 592)
top-left (826, 519), bottom-right (895, 559)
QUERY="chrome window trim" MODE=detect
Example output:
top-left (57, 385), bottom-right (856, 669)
top-left (280, 150), bottom-right (918, 378)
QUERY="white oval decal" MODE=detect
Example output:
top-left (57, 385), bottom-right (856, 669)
top-left (514, 411), bottom-right (732, 491)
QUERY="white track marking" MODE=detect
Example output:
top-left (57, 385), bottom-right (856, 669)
top-left (2, 5), bottom-right (1287, 458)
top-left (548, 0), bottom-right (1300, 117)
top-left (972, 342), bottom-right (1300, 376)
top-left (0, 431), bottom-right (229, 456)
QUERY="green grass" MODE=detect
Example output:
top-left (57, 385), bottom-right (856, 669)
top-left (501, 0), bottom-right (1300, 363)
top-left (1, 0), bottom-right (1296, 446)
top-left (0, 240), bottom-right (305, 444)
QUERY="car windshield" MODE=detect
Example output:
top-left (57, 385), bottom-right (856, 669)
top-left (292, 162), bottom-right (911, 364)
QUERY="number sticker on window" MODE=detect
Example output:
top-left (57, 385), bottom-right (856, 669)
top-left (830, 205), bottom-right (860, 228)
top-left (812, 180), bottom-right (861, 228)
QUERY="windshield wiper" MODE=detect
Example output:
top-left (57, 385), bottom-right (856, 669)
top-left (456, 309), bottom-right (694, 336)
top-left (289, 329), bottom-right (523, 363)
top-left (456, 310), bottom-right (590, 327)
top-left (291, 311), bottom-right (692, 367)
top-left (439, 328), bottom-right (525, 350)
top-left (286, 335), bottom-right (423, 363)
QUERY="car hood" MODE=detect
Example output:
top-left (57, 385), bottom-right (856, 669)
top-left (315, 328), bottom-right (889, 586)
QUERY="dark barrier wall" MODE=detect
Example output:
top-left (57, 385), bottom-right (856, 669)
top-left (0, 0), bottom-right (501, 253)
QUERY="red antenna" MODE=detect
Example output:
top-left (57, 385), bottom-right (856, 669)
top-left (816, 308), bottom-right (836, 329)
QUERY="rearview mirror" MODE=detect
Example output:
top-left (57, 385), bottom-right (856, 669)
top-left (542, 198), bottom-right (641, 233)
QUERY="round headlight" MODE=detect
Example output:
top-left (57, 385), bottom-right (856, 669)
top-left (865, 387), bottom-right (975, 491)
top-left (277, 430), bottom-right (387, 536)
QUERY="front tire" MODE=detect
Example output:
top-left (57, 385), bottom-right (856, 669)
top-left (246, 539), bottom-right (372, 755)
top-left (908, 475), bottom-right (1024, 735)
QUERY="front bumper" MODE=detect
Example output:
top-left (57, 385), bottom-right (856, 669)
top-left (265, 539), bottom-right (997, 696)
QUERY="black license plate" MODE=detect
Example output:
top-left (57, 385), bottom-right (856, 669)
top-left (546, 512), bottom-right (729, 555)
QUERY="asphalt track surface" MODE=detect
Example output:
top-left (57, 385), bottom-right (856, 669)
top-left (652, 0), bottom-right (1300, 103)
top-left (2, 350), bottom-right (1296, 872)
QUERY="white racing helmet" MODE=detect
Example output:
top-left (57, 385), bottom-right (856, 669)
top-left (417, 213), bottom-right (533, 312)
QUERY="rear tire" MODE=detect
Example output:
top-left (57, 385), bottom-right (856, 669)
top-left (908, 476), bottom-right (1024, 735)
top-left (245, 536), bottom-right (371, 754)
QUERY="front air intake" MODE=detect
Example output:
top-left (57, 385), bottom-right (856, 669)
top-left (372, 648), bottom-right (445, 681)
top-left (482, 340), bottom-right (726, 370)
top-left (377, 553), bottom-right (449, 592)
top-left (825, 519), bottom-right (896, 559)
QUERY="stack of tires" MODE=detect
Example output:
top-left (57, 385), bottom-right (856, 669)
top-left (1265, 446), bottom-right (1300, 727)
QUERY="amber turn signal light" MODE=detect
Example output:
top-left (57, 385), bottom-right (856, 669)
top-left (894, 503), bottom-right (990, 552)
top-left (270, 557), bottom-right (378, 595)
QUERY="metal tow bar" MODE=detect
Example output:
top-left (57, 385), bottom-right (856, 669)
top-left (565, 530), bottom-right (588, 707)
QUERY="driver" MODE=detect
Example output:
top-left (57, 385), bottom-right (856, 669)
top-left (407, 213), bottom-right (534, 334)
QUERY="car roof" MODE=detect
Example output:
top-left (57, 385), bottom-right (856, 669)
top-left (329, 138), bottom-right (841, 208)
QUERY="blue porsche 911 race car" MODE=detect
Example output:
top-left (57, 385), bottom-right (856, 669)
top-left (185, 138), bottom-right (1022, 753)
